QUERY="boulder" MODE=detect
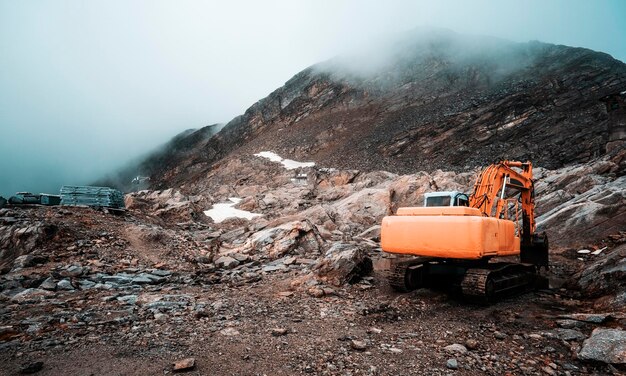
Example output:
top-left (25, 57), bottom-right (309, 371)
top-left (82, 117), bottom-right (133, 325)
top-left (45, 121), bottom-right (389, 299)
top-left (172, 358), bottom-right (196, 372)
top-left (314, 243), bottom-right (372, 286)
top-left (125, 189), bottom-right (208, 223)
top-left (233, 220), bottom-right (324, 259)
top-left (350, 339), bottom-right (367, 351)
top-left (60, 265), bottom-right (85, 277)
top-left (39, 277), bottom-right (56, 291)
top-left (57, 279), bottom-right (75, 291)
top-left (578, 328), bottom-right (626, 364)
top-left (543, 328), bottom-right (586, 341)
top-left (215, 256), bottom-right (240, 270)
top-left (1, 222), bottom-right (55, 271)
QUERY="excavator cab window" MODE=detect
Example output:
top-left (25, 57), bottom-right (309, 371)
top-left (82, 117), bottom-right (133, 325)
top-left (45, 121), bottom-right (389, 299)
top-left (425, 196), bottom-right (451, 207)
top-left (424, 192), bottom-right (469, 207)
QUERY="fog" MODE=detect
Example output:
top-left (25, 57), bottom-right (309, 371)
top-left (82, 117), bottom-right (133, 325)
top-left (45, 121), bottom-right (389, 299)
top-left (1, 0), bottom-right (624, 197)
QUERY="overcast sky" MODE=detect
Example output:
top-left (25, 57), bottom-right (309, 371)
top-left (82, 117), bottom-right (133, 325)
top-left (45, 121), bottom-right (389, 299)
top-left (1, 0), bottom-right (625, 196)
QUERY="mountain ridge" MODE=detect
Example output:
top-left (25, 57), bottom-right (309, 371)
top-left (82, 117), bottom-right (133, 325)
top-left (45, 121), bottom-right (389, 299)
top-left (120, 30), bottom-right (626, 190)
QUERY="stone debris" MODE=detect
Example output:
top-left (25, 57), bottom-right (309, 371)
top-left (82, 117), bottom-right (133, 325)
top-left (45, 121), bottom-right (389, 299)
top-left (0, 139), bottom-right (624, 375)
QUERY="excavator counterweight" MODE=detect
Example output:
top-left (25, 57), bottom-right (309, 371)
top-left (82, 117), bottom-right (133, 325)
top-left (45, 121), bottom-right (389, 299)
top-left (381, 160), bottom-right (549, 302)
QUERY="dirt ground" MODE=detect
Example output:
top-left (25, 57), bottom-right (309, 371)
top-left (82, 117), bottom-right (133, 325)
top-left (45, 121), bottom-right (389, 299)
top-left (1, 201), bottom-right (624, 376)
top-left (1, 264), bottom-right (618, 376)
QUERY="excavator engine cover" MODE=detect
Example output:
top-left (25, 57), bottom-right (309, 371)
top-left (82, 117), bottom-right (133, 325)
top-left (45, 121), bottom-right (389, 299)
top-left (381, 207), bottom-right (520, 259)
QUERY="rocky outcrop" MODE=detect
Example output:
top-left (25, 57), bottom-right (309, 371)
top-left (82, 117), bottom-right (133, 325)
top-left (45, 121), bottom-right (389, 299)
top-left (125, 189), bottom-right (210, 224)
top-left (0, 210), bottom-right (58, 272)
top-left (572, 243), bottom-right (626, 308)
top-left (535, 150), bottom-right (626, 248)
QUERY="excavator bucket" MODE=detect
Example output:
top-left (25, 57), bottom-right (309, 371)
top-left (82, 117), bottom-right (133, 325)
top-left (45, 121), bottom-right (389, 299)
top-left (520, 232), bottom-right (549, 267)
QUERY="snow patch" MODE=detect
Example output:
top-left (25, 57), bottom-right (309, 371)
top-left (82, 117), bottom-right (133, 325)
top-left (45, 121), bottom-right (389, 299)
top-left (254, 151), bottom-right (315, 170)
top-left (255, 151), bottom-right (283, 163)
top-left (204, 197), bottom-right (261, 223)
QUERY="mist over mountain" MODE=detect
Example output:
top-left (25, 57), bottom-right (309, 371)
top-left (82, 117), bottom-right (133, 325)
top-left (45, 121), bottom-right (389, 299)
top-left (137, 29), bottom-right (625, 190)
top-left (95, 124), bottom-right (224, 192)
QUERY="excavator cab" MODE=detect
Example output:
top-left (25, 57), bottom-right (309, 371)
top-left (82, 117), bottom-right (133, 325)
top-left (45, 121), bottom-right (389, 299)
top-left (424, 191), bottom-right (469, 207)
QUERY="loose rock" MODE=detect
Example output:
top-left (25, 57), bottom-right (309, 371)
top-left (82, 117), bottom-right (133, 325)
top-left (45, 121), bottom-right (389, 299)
top-left (444, 344), bottom-right (468, 354)
top-left (172, 358), bottom-right (196, 372)
top-left (446, 358), bottom-right (458, 370)
top-left (271, 328), bottom-right (288, 336)
top-left (350, 340), bottom-right (368, 351)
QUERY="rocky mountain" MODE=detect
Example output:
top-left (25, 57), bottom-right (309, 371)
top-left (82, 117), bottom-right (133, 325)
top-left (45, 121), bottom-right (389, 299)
top-left (142, 29), bottom-right (626, 189)
top-left (120, 29), bottom-right (625, 252)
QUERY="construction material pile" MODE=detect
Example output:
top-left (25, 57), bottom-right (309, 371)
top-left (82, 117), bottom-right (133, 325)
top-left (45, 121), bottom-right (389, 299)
top-left (60, 185), bottom-right (125, 209)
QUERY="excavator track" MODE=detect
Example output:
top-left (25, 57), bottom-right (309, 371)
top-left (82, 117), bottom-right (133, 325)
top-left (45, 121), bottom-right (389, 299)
top-left (387, 258), bottom-right (428, 292)
top-left (461, 263), bottom-right (538, 303)
top-left (388, 262), bottom-right (412, 292)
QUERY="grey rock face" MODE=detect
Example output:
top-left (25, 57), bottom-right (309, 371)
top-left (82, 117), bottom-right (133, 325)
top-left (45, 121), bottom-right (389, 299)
top-left (39, 277), bottom-right (56, 291)
top-left (60, 265), bottom-right (85, 277)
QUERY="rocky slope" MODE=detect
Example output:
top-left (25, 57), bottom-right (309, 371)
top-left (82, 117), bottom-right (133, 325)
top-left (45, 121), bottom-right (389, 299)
top-left (142, 29), bottom-right (626, 189)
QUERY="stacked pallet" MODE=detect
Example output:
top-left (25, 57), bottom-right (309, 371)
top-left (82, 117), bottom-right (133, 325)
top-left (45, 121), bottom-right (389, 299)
top-left (60, 186), bottom-right (125, 209)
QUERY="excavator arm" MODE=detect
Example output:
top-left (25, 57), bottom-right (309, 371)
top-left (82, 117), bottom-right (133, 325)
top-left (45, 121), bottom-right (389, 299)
top-left (469, 160), bottom-right (548, 267)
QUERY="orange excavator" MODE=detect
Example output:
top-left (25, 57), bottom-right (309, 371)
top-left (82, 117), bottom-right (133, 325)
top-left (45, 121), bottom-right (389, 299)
top-left (381, 160), bottom-right (549, 302)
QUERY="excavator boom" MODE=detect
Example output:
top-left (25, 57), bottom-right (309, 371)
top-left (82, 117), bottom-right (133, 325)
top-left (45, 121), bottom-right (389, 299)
top-left (469, 161), bottom-right (535, 245)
